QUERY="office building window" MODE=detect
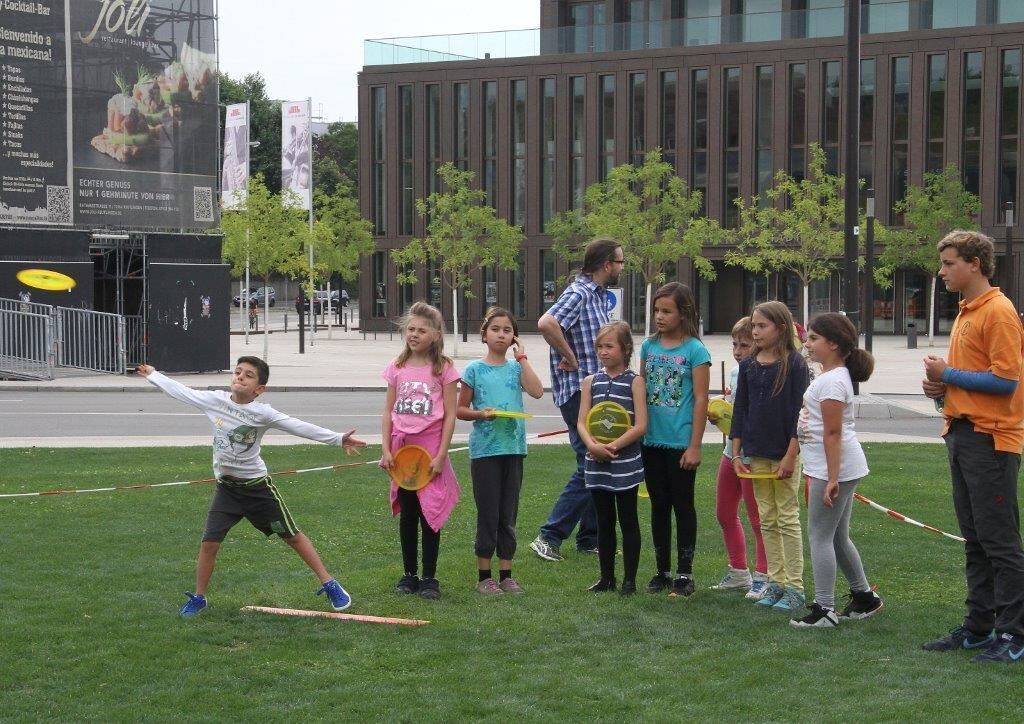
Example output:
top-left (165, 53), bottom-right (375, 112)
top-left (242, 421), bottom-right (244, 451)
top-left (426, 84), bottom-right (441, 196)
top-left (398, 85), bottom-right (413, 235)
top-left (541, 78), bottom-right (556, 230)
top-left (541, 249), bottom-right (556, 311)
top-left (629, 73), bottom-right (646, 166)
top-left (660, 70), bottom-right (677, 171)
top-left (926, 55), bottom-right (946, 173)
top-left (998, 1), bottom-right (1024, 23)
top-left (371, 86), bottom-right (386, 236)
top-left (891, 56), bottom-right (910, 223)
top-left (372, 251), bottom-right (387, 318)
top-left (571, 76), bottom-right (586, 209)
top-left (511, 253), bottom-right (526, 319)
top-left (427, 257), bottom-right (442, 308)
top-left (999, 49), bottom-right (1020, 222)
top-left (482, 266), bottom-right (497, 315)
top-left (789, 63), bottom-right (807, 183)
top-left (691, 68), bottom-right (708, 211)
top-left (860, 58), bottom-right (875, 207)
top-left (511, 79), bottom-right (527, 226)
top-left (821, 61), bottom-right (841, 175)
top-left (454, 82), bottom-right (469, 171)
top-left (600, 74), bottom-right (616, 181)
top-left (724, 67), bottom-right (741, 227)
top-left (398, 262), bottom-right (415, 315)
top-left (962, 51), bottom-right (983, 197)
top-left (565, 0), bottom-right (608, 52)
top-left (756, 65), bottom-right (773, 204)
top-left (483, 81), bottom-right (497, 208)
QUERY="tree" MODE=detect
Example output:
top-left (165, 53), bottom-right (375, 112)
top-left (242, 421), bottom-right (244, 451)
top-left (725, 144), bottom-right (855, 324)
top-left (221, 175), bottom-right (307, 359)
top-left (549, 150), bottom-right (722, 336)
top-left (874, 163), bottom-right (979, 344)
top-left (392, 163), bottom-right (523, 355)
top-left (311, 185), bottom-right (375, 287)
top-left (220, 73), bottom-right (283, 192)
top-left (313, 122), bottom-right (359, 197)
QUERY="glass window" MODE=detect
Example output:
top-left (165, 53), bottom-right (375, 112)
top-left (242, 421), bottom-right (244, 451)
top-left (962, 52), bottom-right (983, 197)
top-left (660, 70), bottom-right (677, 171)
top-left (821, 60), bottom-right (841, 175)
top-left (454, 82), bottom-right (469, 171)
top-left (865, 0), bottom-right (909, 34)
top-left (427, 257), bottom-right (442, 308)
top-left (483, 81), bottom-right (497, 208)
top-left (999, 49), bottom-right (1020, 222)
top-left (789, 63), bottom-right (807, 183)
top-left (859, 58), bottom-right (875, 208)
top-left (691, 68), bottom-right (708, 211)
top-left (482, 266), bottom-right (497, 315)
top-left (399, 85), bottom-right (414, 235)
top-left (541, 249), bottom-right (556, 311)
top-left (372, 251), bottom-right (387, 318)
top-left (371, 87), bottom-right (386, 236)
top-left (926, 55), bottom-right (946, 174)
top-left (809, 276), bottom-right (831, 321)
top-left (398, 261), bottom-right (415, 315)
top-left (724, 67), bottom-right (741, 227)
top-left (511, 79), bottom-right (527, 226)
top-left (903, 269), bottom-right (928, 332)
top-left (426, 84), bottom-right (441, 196)
top-left (927, 0), bottom-right (974, 29)
top-left (571, 76), bottom-right (586, 209)
top-left (891, 56), bottom-right (910, 222)
top-left (600, 74), bottom-right (616, 181)
top-left (629, 73), bottom-right (646, 166)
top-left (871, 280), bottom-right (894, 333)
top-left (512, 253), bottom-right (526, 319)
top-left (999, 1), bottom-right (1024, 23)
top-left (756, 65), bottom-right (773, 204)
top-left (541, 78), bottom-right (556, 230)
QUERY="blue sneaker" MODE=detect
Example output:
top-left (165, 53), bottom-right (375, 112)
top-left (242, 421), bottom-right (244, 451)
top-left (756, 582), bottom-right (785, 607)
top-left (180, 592), bottom-right (207, 617)
top-left (922, 625), bottom-right (996, 652)
top-left (745, 573), bottom-right (769, 601)
top-left (772, 586), bottom-right (806, 612)
top-left (972, 633), bottom-right (1024, 663)
top-left (317, 579), bottom-right (352, 611)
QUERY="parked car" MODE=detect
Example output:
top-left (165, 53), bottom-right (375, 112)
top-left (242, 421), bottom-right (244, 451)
top-left (232, 287), bottom-right (276, 307)
top-left (302, 289), bottom-right (349, 313)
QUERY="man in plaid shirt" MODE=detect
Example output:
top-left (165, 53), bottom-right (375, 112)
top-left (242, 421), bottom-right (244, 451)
top-left (530, 238), bottom-right (625, 562)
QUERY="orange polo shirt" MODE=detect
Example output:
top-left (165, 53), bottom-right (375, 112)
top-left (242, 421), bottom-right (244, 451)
top-left (942, 287), bottom-right (1024, 453)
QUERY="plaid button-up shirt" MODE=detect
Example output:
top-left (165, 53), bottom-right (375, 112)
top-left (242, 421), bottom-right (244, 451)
top-left (547, 275), bottom-right (609, 408)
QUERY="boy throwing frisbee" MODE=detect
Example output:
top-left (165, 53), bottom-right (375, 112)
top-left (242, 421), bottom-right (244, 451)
top-left (138, 356), bottom-right (366, 617)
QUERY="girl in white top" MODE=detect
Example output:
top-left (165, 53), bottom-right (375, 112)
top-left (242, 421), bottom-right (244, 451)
top-left (792, 313), bottom-right (883, 628)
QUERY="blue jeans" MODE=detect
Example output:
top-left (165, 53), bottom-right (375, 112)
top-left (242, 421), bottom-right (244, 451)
top-left (539, 392), bottom-right (598, 549)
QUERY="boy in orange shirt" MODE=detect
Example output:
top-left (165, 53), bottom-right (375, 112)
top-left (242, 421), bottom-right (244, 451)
top-left (921, 230), bottom-right (1024, 664)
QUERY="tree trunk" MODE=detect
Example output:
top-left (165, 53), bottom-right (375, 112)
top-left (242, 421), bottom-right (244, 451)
top-left (643, 281), bottom-right (652, 338)
top-left (927, 274), bottom-right (936, 346)
top-left (802, 282), bottom-right (809, 328)
top-left (263, 274), bottom-right (270, 362)
top-left (243, 251), bottom-right (250, 345)
top-left (451, 286), bottom-right (460, 358)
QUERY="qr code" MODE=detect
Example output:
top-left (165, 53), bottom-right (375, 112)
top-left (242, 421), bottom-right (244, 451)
top-left (46, 185), bottom-right (72, 223)
top-left (193, 186), bottom-right (214, 222)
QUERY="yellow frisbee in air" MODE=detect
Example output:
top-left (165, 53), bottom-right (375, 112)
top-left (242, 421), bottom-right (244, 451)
top-left (17, 268), bottom-right (76, 292)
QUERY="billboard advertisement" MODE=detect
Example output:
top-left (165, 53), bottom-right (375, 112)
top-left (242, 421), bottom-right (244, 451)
top-left (0, 0), bottom-right (218, 230)
top-left (281, 99), bottom-right (311, 211)
top-left (221, 101), bottom-right (248, 210)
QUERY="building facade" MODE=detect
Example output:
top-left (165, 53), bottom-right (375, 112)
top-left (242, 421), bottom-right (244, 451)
top-left (358, 0), bottom-right (1024, 333)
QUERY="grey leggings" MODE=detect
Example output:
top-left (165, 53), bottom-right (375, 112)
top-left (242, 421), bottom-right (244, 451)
top-left (807, 477), bottom-right (870, 609)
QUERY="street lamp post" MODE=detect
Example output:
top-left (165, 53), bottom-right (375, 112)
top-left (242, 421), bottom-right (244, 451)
top-left (842, 0), bottom-right (861, 331)
top-left (865, 189), bottom-right (875, 353)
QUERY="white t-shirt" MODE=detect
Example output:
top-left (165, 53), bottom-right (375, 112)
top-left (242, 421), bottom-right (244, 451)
top-left (147, 371), bottom-right (345, 479)
top-left (797, 366), bottom-right (868, 482)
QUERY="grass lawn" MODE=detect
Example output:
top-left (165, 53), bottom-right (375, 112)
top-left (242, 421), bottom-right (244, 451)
top-left (2, 443), bottom-right (1021, 721)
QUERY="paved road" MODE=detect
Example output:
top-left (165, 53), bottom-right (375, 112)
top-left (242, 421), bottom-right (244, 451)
top-left (0, 390), bottom-right (943, 446)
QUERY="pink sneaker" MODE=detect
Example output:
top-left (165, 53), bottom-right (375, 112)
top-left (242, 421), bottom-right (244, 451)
top-left (476, 578), bottom-right (503, 595)
top-left (499, 577), bottom-right (525, 594)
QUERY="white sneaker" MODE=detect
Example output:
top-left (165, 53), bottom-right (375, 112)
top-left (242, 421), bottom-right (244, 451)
top-left (711, 566), bottom-right (753, 591)
top-left (745, 572), bottom-right (769, 600)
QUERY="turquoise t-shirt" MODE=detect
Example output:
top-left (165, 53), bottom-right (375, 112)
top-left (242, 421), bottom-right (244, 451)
top-left (462, 359), bottom-right (527, 459)
top-left (641, 336), bottom-right (712, 449)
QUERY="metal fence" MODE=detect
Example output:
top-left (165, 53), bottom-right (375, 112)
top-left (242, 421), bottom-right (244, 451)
top-left (0, 298), bottom-right (127, 379)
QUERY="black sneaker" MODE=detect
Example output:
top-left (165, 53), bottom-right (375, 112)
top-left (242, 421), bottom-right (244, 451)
top-left (840, 589), bottom-right (884, 620)
top-left (418, 577), bottom-right (441, 600)
top-left (394, 574), bottom-right (419, 595)
top-left (922, 625), bottom-right (996, 652)
top-left (668, 575), bottom-right (695, 598)
top-left (588, 578), bottom-right (616, 592)
top-left (791, 602), bottom-right (840, 629)
top-left (619, 580), bottom-right (637, 596)
top-left (971, 633), bottom-right (1024, 664)
top-left (645, 573), bottom-right (672, 593)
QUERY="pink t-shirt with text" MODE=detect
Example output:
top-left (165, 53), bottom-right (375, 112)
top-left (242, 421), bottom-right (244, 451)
top-left (382, 360), bottom-right (460, 435)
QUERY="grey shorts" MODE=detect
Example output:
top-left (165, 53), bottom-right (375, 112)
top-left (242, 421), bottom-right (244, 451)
top-left (202, 476), bottom-right (300, 542)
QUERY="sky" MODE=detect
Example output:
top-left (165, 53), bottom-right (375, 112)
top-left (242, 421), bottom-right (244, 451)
top-left (217, 1), bottom-right (540, 122)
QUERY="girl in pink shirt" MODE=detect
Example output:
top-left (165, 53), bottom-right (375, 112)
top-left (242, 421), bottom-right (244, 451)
top-left (380, 302), bottom-right (461, 600)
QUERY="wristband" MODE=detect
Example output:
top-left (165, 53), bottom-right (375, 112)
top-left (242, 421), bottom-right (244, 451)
top-left (730, 455), bottom-right (741, 462)
top-left (515, 354), bottom-right (527, 362)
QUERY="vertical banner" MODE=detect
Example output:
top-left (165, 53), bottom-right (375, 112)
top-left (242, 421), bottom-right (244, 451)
top-left (221, 102), bottom-right (248, 210)
top-left (281, 99), bottom-right (311, 211)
